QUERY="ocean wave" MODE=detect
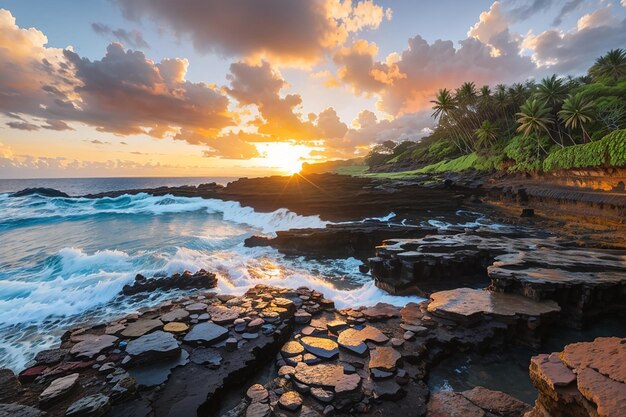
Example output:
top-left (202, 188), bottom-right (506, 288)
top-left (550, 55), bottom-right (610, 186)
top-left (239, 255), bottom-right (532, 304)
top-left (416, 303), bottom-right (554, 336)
top-left (0, 192), bottom-right (328, 234)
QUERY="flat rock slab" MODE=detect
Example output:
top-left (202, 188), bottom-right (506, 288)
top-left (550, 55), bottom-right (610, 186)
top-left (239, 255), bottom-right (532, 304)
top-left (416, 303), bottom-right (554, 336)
top-left (190, 348), bottom-right (222, 366)
top-left (183, 322), bottom-right (229, 345)
top-left (577, 367), bottom-right (626, 417)
top-left (0, 403), bottom-right (46, 417)
top-left (246, 384), bottom-right (269, 403)
top-left (65, 394), bottom-right (111, 417)
top-left (461, 386), bottom-right (531, 416)
top-left (531, 354), bottom-right (576, 388)
top-left (278, 391), bottom-right (302, 411)
top-left (293, 363), bottom-right (360, 394)
top-left (281, 341), bottom-right (304, 357)
top-left (561, 337), bottom-right (626, 384)
top-left (428, 288), bottom-right (560, 322)
top-left (185, 303), bottom-right (208, 313)
top-left (245, 402), bottom-right (270, 417)
top-left (361, 303), bottom-right (400, 321)
top-left (205, 305), bottom-right (239, 324)
top-left (34, 348), bottom-right (69, 366)
top-left (369, 347), bottom-right (401, 372)
top-left (337, 326), bottom-right (388, 356)
top-left (128, 350), bottom-right (189, 388)
top-left (121, 319), bottom-right (163, 338)
top-left (299, 337), bottom-right (339, 360)
top-left (160, 309), bottom-right (189, 323)
top-left (126, 330), bottom-right (180, 364)
top-left (163, 322), bottom-right (189, 334)
top-left (70, 334), bottom-right (118, 359)
top-left (39, 373), bottom-right (79, 405)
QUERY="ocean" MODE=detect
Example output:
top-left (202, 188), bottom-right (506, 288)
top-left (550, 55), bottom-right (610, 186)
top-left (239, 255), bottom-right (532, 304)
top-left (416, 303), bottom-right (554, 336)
top-left (0, 177), bottom-right (430, 371)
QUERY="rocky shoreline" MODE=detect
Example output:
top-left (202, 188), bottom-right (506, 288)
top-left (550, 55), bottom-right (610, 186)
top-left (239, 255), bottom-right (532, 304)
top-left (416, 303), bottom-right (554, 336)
top-left (2, 278), bottom-right (624, 417)
top-left (4, 173), bottom-right (626, 416)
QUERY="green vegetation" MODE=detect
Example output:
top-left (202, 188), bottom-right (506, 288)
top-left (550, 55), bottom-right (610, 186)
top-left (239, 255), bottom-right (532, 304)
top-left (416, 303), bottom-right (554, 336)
top-left (353, 49), bottom-right (626, 177)
top-left (543, 129), bottom-right (626, 171)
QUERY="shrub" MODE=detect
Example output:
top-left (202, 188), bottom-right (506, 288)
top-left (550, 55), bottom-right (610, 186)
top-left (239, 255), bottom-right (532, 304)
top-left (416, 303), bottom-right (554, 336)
top-left (543, 129), bottom-right (626, 171)
top-left (503, 135), bottom-right (551, 172)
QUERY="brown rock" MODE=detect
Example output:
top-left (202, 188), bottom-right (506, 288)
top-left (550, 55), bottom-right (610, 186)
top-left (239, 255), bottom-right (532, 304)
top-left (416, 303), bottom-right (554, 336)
top-left (577, 367), bottom-right (626, 417)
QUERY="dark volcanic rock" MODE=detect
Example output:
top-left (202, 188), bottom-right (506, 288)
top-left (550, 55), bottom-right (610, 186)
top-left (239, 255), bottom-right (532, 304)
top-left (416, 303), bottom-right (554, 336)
top-left (427, 387), bottom-right (530, 417)
top-left (128, 350), bottom-right (189, 388)
top-left (39, 373), bottom-right (79, 406)
top-left (70, 335), bottom-right (118, 359)
top-left (0, 403), bottom-right (46, 417)
top-left (12, 188), bottom-right (70, 198)
top-left (88, 174), bottom-right (474, 222)
top-left (183, 322), bottom-right (229, 345)
top-left (120, 319), bottom-right (162, 339)
top-left (122, 270), bottom-right (217, 295)
top-left (65, 394), bottom-right (110, 417)
top-left (245, 223), bottom-right (438, 257)
top-left (125, 331), bottom-right (180, 365)
top-left (0, 369), bottom-right (19, 402)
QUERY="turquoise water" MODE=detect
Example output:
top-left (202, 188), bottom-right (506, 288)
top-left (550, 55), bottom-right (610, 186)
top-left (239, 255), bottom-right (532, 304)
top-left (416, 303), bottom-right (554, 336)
top-left (0, 190), bottom-right (424, 371)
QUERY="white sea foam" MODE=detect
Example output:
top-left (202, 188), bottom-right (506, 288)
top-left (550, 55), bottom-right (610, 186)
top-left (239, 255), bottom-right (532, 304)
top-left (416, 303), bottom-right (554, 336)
top-left (0, 192), bottom-right (433, 370)
top-left (0, 193), bottom-right (328, 234)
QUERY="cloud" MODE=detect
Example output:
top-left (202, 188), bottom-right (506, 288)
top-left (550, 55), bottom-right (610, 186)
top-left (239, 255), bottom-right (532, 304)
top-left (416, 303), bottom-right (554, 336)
top-left (5, 121), bottom-right (39, 131)
top-left (91, 23), bottom-right (150, 49)
top-left (0, 152), bottom-right (193, 178)
top-left (325, 110), bottom-right (434, 155)
top-left (226, 61), bottom-right (320, 141)
top-left (523, 13), bottom-right (626, 73)
top-left (333, 33), bottom-right (534, 115)
top-left (201, 132), bottom-right (260, 159)
top-left (553, 0), bottom-right (584, 26)
top-left (576, 5), bottom-right (618, 31)
top-left (62, 43), bottom-right (234, 143)
top-left (317, 108), bottom-right (348, 139)
top-left (0, 10), bottom-right (249, 157)
top-left (0, 9), bottom-right (71, 121)
top-left (508, 0), bottom-right (552, 21)
top-left (333, 39), bottom-right (405, 94)
top-left (84, 139), bottom-right (110, 145)
top-left (42, 119), bottom-right (73, 131)
top-left (114, 0), bottom-right (390, 63)
top-left (468, 1), bottom-right (508, 46)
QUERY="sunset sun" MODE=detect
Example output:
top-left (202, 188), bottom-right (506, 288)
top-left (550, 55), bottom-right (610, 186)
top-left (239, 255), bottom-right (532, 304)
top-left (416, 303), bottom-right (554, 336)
top-left (257, 142), bottom-right (311, 175)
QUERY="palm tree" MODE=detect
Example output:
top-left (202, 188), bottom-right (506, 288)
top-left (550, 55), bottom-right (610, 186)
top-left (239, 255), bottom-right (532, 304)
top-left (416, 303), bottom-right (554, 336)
top-left (535, 75), bottom-right (569, 146)
top-left (558, 93), bottom-right (596, 143)
top-left (475, 120), bottom-right (499, 150)
top-left (494, 86), bottom-right (511, 131)
top-left (456, 82), bottom-right (478, 106)
top-left (516, 98), bottom-right (554, 144)
top-left (431, 89), bottom-right (471, 152)
top-left (589, 49), bottom-right (626, 82)
top-left (535, 75), bottom-right (568, 108)
top-left (431, 88), bottom-right (457, 121)
top-left (508, 83), bottom-right (528, 108)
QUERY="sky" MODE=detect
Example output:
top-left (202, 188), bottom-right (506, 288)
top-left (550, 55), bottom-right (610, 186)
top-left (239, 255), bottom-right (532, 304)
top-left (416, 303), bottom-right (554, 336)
top-left (1, 0), bottom-right (625, 178)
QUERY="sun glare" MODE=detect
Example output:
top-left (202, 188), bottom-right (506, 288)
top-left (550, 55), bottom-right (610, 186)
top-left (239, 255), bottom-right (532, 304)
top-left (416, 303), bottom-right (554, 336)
top-left (257, 142), bottom-right (311, 175)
